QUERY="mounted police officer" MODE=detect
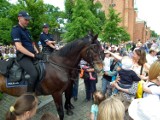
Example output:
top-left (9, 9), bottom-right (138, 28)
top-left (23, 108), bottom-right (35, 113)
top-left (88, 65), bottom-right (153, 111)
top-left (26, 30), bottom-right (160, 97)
top-left (11, 11), bottom-right (42, 92)
top-left (40, 23), bottom-right (56, 54)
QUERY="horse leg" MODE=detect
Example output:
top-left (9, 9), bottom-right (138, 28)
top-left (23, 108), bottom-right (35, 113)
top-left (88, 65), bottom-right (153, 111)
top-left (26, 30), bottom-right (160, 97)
top-left (52, 93), bottom-right (64, 120)
top-left (64, 80), bottom-right (74, 115)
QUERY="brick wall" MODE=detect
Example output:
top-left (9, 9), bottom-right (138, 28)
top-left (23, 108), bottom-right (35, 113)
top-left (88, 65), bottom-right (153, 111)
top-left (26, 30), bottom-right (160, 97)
top-left (95, 0), bottom-right (136, 41)
top-left (95, 0), bottom-right (150, 42)
top-left (134, 22), bottom-right (145, 43)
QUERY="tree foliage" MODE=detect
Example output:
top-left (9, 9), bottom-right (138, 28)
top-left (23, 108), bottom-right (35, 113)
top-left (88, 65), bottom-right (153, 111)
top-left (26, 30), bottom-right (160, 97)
top-left (86, 0), bottom-right (106, 31)
top-left (0, 18), bottom-right (12, 44)
top-left (0, 0), bottom-right (65, 45)
top-left (100, 7), bottom-right (130, 44)
top-left (151, 30), bottom-right (158, 37)
top-left (63, 0), bottom-right (102, 42)
top-left (0, 0), bottom-right (12, 17)
top-left (65, 0), bottom-right (74, 22)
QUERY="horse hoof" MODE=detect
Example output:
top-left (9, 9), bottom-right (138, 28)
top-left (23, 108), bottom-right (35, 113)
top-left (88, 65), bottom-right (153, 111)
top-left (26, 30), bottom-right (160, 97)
top-left (66, 110), bottom-right (73, 116)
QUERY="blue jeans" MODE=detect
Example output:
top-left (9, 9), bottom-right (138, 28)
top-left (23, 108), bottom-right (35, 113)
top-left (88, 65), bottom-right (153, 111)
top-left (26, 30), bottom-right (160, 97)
top-left (72, 79), bottom-right (79, 98)
top-left (102, 77), bottom-right (112, 96)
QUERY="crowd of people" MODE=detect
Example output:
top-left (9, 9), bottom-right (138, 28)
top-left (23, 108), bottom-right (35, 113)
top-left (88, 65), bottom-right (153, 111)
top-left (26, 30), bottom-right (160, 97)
top-left (5, 93), bottom-right (59, 120)
top-left (0, 45), bottom-right (16, 60)
top-left (2, 10), bottom-right (160, 120)
top-left (78, 38), bottom-right (160, 120)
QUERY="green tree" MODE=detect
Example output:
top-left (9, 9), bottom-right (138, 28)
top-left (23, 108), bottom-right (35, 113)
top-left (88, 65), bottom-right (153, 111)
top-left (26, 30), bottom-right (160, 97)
top-left (100, 7), bottom-right (130, 44)
top-left (65, 0), bottom-right (75, 22)
top-left (119, 27), bottom-right (130, 43)
top-left (151, 30), bottom-right (158, 37)
top-left (0, 18), bottom-right (13, 44)
top-left (87, 0), bottom-right (106, 31)
top-left (44, 4), bottom-right (66, 32)
top-left (0, 0), bottom-right (12, 17)
top-left (20, 0), bottom-right (47, 41)
top-left (0, 0), bottom-right (13, 44)
top-left (63, 0), bottom-right (101, 42)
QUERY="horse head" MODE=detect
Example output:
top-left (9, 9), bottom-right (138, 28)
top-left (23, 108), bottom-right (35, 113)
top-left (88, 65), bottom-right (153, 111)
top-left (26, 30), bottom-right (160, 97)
top-left (80, 34), bottom-right (103, 73)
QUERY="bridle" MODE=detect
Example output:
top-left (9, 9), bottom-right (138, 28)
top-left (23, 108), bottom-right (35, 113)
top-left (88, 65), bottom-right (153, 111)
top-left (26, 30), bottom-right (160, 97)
top-left (46, 44), bottom-right (103, 72)
top-left (84, 44), bottom-right (103, 67)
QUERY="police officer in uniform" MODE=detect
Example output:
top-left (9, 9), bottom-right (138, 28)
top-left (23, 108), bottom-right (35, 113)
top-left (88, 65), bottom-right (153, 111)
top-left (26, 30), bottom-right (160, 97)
top-left (11, 11), bottom-right (42, 92)
top-left (40, 23), bottom-right (56, 54)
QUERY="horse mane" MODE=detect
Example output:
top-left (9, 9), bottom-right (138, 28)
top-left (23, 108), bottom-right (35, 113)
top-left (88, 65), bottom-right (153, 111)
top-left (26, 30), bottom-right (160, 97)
top-left (56, 36), bottom-right (90, 57)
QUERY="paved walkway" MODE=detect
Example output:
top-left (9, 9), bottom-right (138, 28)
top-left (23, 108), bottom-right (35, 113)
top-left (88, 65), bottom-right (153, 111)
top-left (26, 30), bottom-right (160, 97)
top-left (0, 77), bottom-right (102, 120)
top-left (33, 77), bottom-right (102, 120)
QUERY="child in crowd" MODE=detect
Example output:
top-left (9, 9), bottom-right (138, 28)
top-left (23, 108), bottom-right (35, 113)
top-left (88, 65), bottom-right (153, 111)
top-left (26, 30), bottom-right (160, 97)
top-left (82, 65), bottom-right (96, 80)
top-left (5, 93), bottom-right (38, 120)
top-left (98, 97), bottom-right (125, 120)
top-left (80, 59), bottom-right (96, 80)
top-left (111, 56), bottom-right (140, 92)
top-left (40, 112), bottom-right (59, 120)
top-left (90, 90), bottom-right (105, 120)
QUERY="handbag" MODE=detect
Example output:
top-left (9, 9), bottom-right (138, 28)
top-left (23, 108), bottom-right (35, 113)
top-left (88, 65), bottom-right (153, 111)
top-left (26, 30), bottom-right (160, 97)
top-left (136, 80), bottom-right (145, 98)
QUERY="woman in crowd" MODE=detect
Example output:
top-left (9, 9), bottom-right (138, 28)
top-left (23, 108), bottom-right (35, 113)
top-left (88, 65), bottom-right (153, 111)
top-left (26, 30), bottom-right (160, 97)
top-left (5, 93), bottom-right (38, 120)
top-left (109, 48), bottom-right (149, 99)
top-left (80, 59), bottom-right (97, 101)
top-left (129, 60), bottom-right (160, 120)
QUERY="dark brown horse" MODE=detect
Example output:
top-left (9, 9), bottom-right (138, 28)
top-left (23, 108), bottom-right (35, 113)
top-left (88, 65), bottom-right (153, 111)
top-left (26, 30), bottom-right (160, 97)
top-left (0, 34), bottom-right (103, 120)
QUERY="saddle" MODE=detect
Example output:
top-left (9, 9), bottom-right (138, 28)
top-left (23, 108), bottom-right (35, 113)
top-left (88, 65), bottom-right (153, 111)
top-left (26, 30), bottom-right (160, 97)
top-left (0, 58), bottom-right (14, 76)
top-left (0, 58), bottom-right (45, 83)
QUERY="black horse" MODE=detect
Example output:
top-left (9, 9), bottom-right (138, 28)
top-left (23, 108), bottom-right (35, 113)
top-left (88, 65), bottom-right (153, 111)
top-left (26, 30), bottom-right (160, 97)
top-left (0, 34), bottom-right (103, 120)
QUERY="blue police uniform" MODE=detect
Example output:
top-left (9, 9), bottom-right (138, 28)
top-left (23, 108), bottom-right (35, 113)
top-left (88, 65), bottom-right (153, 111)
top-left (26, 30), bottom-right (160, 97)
top-left (40, 32), bottom-right (54, 54)
top-left (11, 24), bottom-right (38, 92)
top-left (11, 24), bottom-right (35, 54)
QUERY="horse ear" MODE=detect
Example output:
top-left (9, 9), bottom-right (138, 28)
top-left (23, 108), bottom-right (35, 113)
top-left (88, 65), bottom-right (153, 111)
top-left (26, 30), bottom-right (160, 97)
top-left (92, 34), bottom-right (98, 43)
top-left (88, 30), bottom-right (94, 37)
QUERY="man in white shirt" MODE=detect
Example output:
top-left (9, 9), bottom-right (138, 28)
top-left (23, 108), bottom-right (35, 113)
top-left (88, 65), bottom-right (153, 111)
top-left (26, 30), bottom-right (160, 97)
top-left (146, 49), bottom-right (157, 66)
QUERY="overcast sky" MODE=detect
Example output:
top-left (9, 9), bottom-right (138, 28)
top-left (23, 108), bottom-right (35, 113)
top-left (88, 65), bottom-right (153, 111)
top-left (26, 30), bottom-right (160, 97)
top-left (9, 0), bottom-right (160, 34)
top-left (136, 0), bottom-right (160, 34)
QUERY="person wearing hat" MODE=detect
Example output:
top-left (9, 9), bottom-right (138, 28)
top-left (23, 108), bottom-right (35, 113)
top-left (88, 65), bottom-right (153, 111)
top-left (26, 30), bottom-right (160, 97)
top-left (11, 11), bottom-right (43, 92)
top-left (39, 23), bottom-right (56, 54)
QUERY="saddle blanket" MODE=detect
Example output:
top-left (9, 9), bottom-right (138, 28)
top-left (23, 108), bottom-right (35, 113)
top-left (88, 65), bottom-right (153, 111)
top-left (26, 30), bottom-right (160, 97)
top-left (6, 78), bottom-right (27, 88)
